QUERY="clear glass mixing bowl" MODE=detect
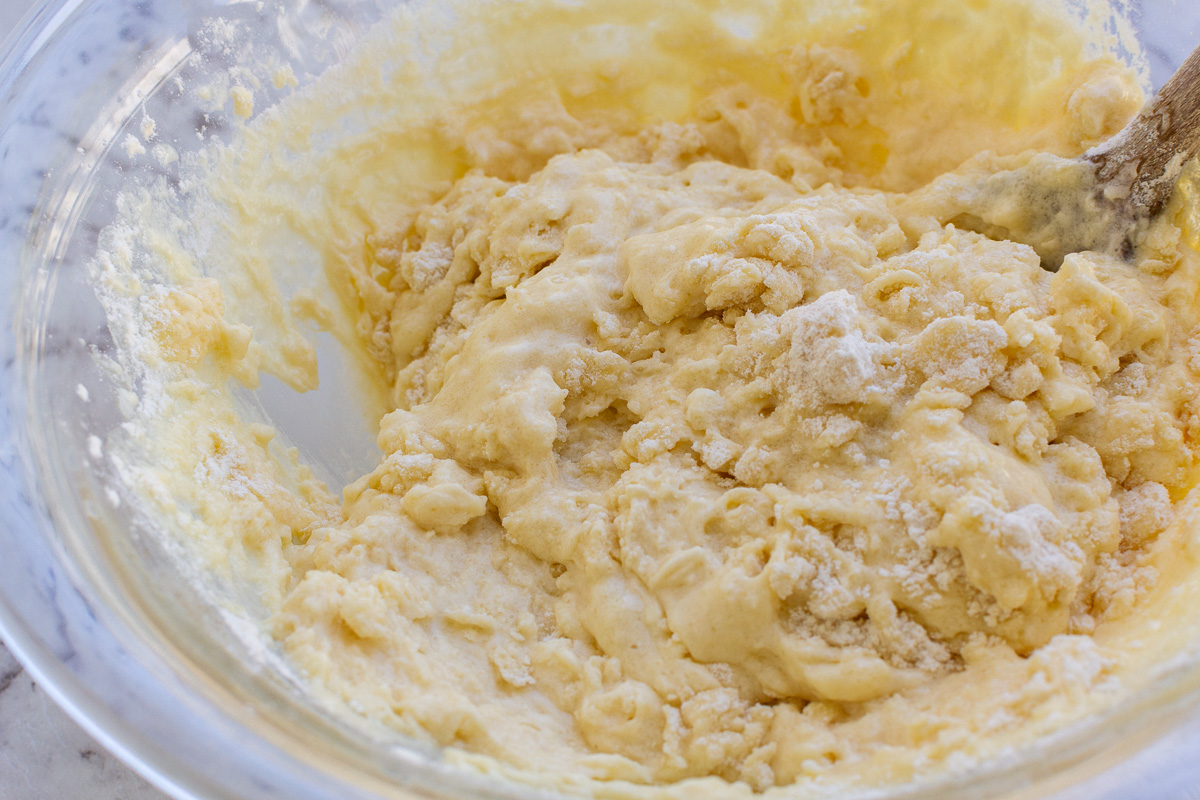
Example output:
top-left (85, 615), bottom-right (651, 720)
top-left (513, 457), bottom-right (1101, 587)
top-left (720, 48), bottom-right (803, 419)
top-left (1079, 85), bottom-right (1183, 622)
top-left (2, 1), bottom-right (1200, 799)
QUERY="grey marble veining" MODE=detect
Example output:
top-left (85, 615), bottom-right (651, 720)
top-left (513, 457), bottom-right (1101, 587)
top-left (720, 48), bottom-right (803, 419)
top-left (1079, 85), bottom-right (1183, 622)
top-left (2, 6), bottom-right (167, 799)
top-left (0, 641), bottom-right (167, 800)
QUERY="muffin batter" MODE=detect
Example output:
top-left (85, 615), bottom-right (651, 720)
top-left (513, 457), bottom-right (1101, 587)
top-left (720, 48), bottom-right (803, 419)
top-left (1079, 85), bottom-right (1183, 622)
top-left (92, 0), bottom-right (1200, 795)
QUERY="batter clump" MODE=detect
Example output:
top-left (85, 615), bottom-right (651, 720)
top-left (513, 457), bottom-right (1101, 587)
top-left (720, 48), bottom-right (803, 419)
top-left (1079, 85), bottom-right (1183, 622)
top-left (274, 144), bottom-right (1195, 787)
top-left (95, 0), bottom-right (1200, 794)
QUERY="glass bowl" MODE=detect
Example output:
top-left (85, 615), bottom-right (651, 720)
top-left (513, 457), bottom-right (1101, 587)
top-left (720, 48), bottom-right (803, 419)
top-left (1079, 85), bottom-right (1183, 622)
top-left (1, 1), bottom-right (1200, 799)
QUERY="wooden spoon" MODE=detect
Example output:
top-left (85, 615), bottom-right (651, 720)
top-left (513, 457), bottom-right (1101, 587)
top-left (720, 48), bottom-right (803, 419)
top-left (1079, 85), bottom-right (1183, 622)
top-left (943, 42), bottom-right (1200, 270)
top-left (1086, 41), bottom-right (1200, 219)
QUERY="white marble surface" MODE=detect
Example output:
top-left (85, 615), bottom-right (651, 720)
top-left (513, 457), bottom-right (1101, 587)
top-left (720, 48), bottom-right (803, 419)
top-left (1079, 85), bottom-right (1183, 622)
top-left (1, 6), bottom-right (169, 800)
top-left (0, 642), bottom-right (167, 799)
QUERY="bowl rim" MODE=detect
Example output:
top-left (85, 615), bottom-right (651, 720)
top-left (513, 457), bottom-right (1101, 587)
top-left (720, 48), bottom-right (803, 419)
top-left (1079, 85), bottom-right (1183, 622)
top-left (3, 2), bottom-right (1200, 800)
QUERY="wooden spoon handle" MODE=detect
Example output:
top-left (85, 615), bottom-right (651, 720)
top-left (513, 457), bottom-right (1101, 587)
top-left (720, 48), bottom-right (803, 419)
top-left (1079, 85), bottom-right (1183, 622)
top-left (1087, 42), bottom-right (1200, 216)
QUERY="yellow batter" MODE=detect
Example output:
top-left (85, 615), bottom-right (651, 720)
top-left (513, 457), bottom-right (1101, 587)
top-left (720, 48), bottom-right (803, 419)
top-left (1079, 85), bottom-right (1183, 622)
top-left (91, 0), bottom-right (1200, 795)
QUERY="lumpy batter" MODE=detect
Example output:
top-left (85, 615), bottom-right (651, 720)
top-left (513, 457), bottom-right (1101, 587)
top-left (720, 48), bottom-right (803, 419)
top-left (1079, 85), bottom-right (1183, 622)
top-left (93, 0), bottom-right (1200, 795)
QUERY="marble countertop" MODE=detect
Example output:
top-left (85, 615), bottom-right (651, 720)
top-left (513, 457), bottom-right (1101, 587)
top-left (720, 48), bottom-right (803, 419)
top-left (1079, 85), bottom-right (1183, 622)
top-left (0, 7), bottom-right (166, 800)
top-left (0, 641), bottom-right (168, 799)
